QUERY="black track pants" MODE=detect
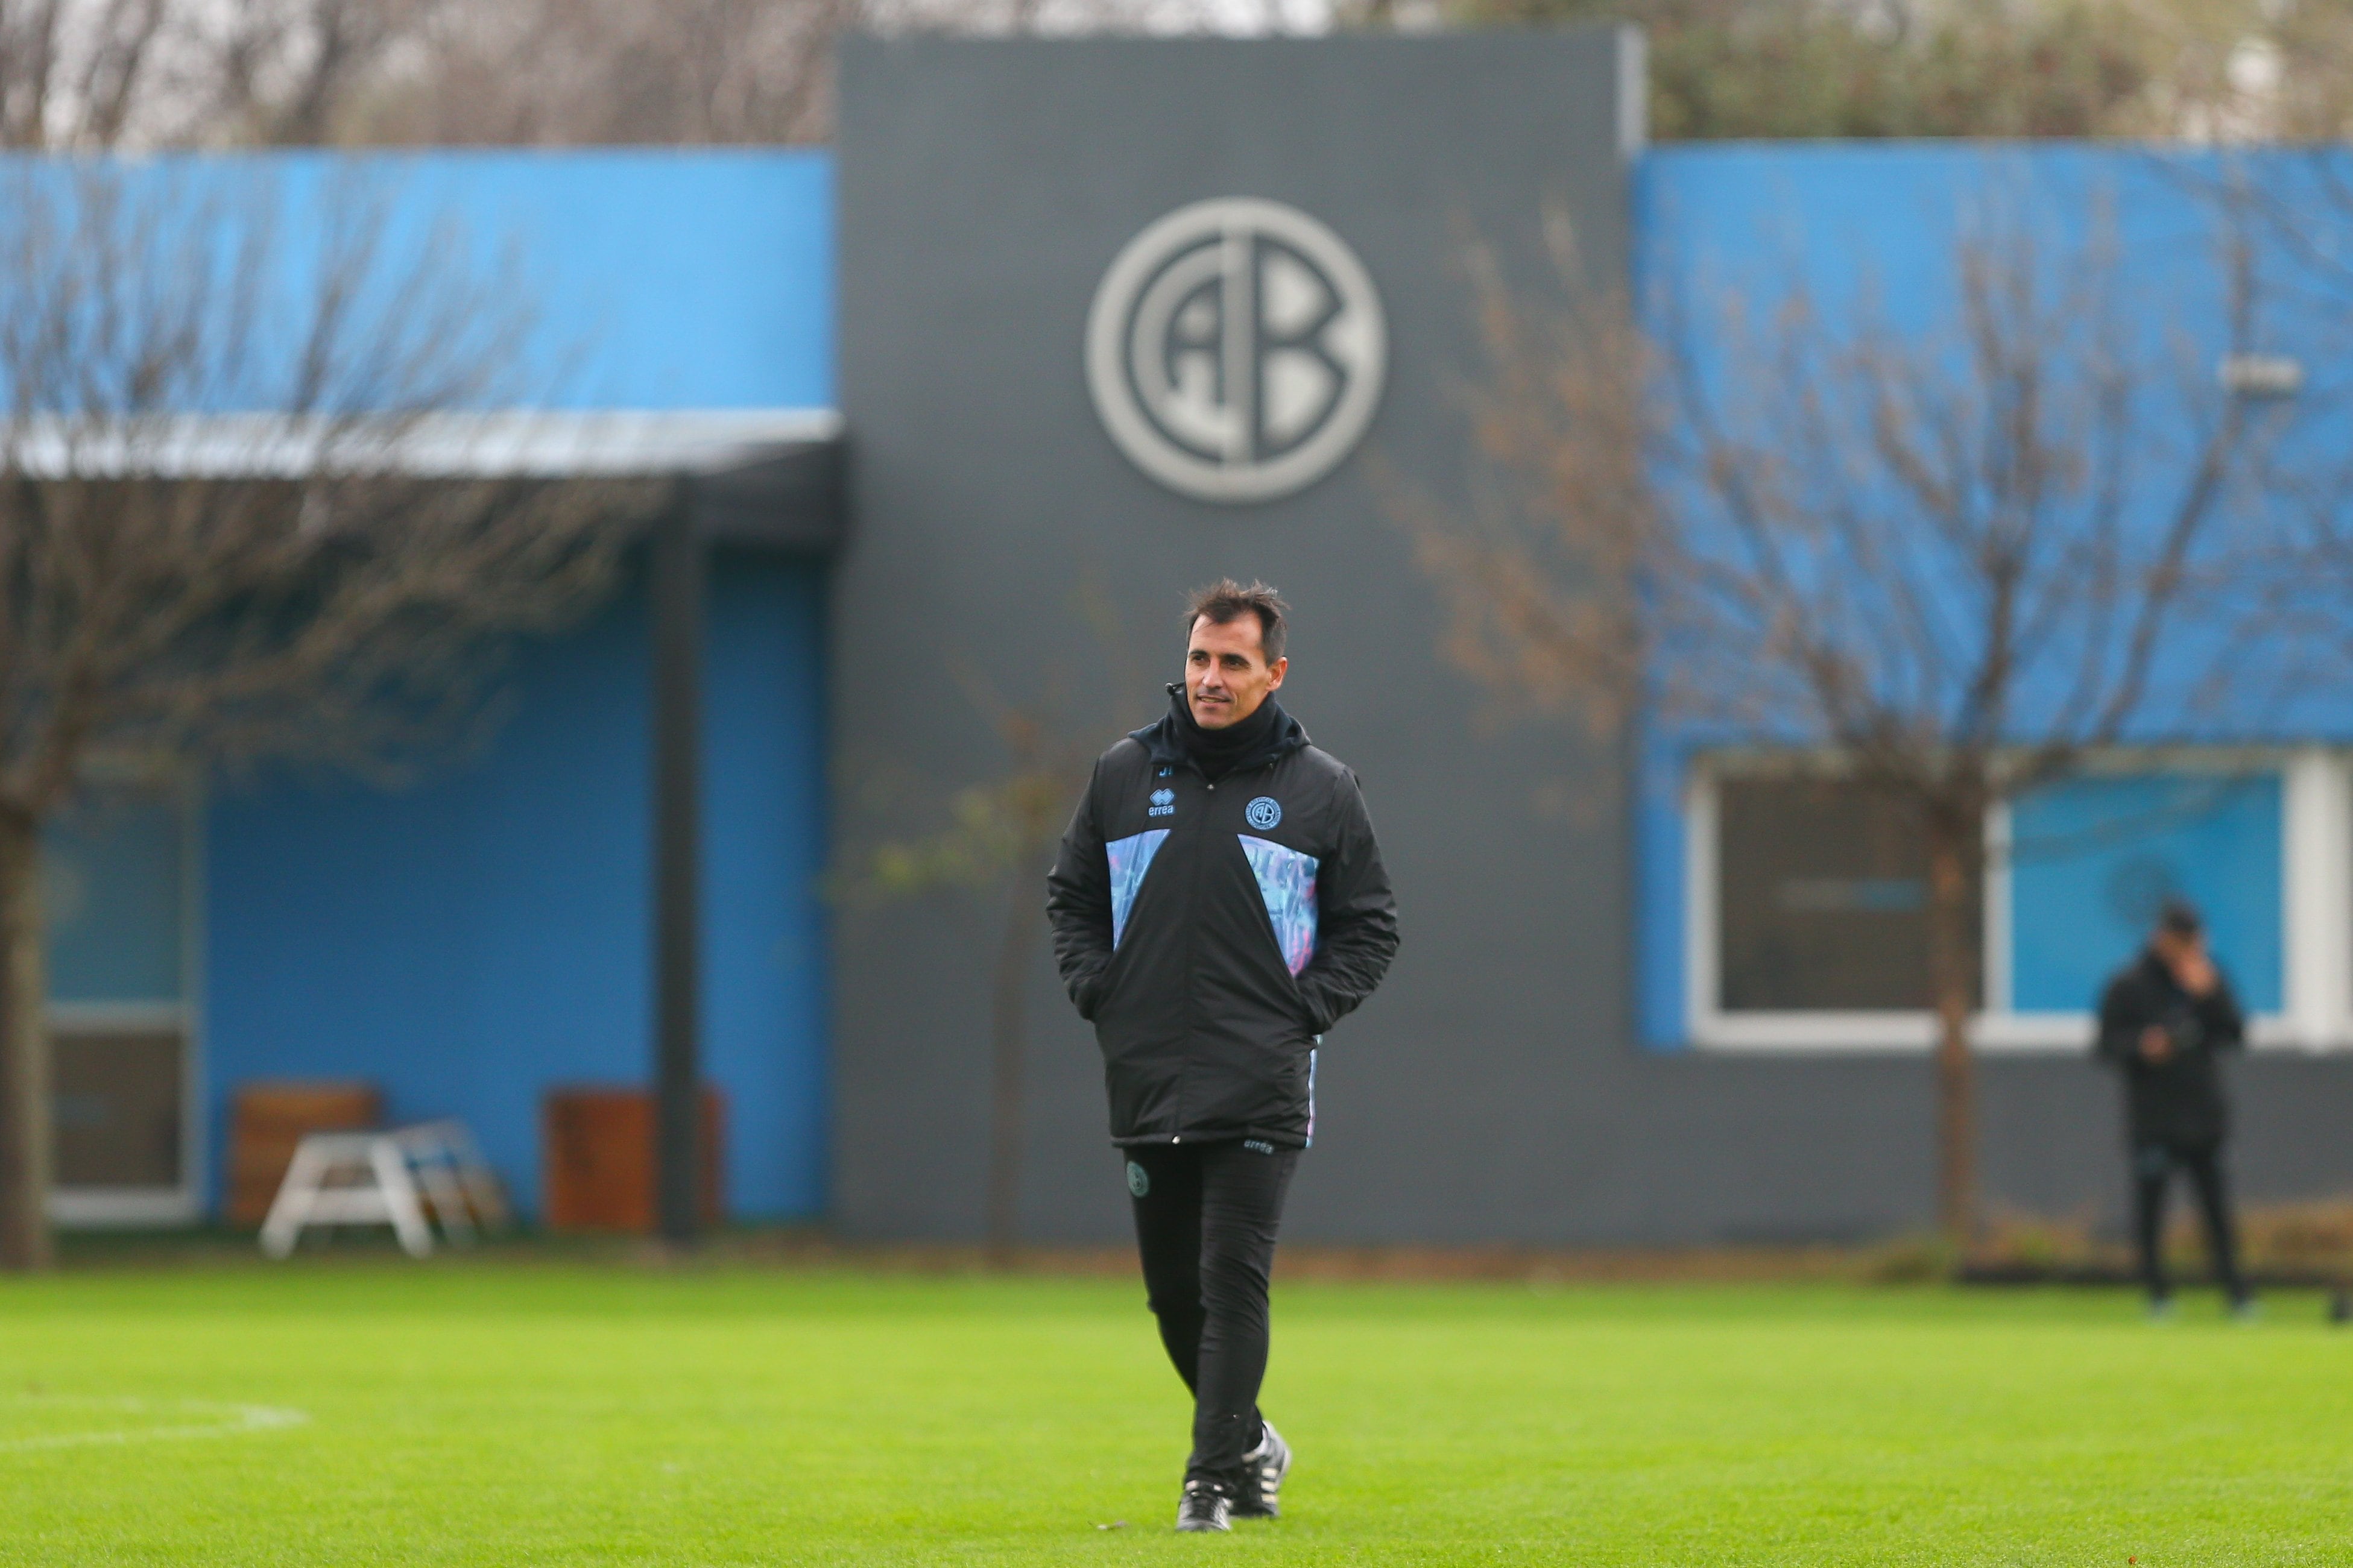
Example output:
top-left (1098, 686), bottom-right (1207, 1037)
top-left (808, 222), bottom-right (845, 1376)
top-left (2133, 1139), bottom-right (2247, 1305)
top-left (1122, 1140), bottom-right (1300, 1490)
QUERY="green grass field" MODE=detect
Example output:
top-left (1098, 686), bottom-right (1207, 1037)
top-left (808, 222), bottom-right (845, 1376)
top-left (1, 1262), bottom-right (2347, 1566)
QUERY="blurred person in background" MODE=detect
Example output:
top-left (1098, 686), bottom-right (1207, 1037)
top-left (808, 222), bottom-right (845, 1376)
top-left (2096, 899), bottom-right (2254, 1319)
top-left (1047, 579), bottom-right (1400, 1533)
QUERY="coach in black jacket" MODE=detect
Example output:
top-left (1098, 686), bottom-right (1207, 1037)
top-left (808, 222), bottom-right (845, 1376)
top-left (1047, 579), bottom-right (1398, 1532)
top-left (2095, 899), bottom-right (2252, 1315)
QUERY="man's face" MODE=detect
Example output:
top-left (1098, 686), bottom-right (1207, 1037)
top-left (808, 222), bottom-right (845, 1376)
top-left (2153, 927), bottom-right (2205, 967)
top-left (1184, 614), bottom-right (1287, 730)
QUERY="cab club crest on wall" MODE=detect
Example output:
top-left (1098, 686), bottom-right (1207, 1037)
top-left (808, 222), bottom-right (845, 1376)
top-left (1085, 197), bottom-right (1387, 505)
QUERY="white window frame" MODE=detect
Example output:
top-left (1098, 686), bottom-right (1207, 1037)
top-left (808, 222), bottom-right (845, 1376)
top-left (46, 770), bottom-right (206, 1227)
top-left (1685, 747), bottom-right (2353, 1054)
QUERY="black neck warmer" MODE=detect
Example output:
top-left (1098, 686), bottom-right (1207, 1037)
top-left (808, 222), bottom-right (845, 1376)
top-left (1168, 683), bottom-right (1286, 780)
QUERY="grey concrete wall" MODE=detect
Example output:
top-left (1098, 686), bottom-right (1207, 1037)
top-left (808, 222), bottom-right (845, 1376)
top-left (829, 34), bottom-right (2353, 1247)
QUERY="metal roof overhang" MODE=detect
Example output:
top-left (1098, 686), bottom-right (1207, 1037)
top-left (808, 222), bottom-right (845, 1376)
top-left (2, 408), bottom-right (848, 552)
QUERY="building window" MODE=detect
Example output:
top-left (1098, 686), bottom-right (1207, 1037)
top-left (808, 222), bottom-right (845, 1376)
top-left (2005, 773), bottom-right (2282, 1016)
top-left (1716, 776), bottom-right (1979, 1012)
top-left (1685, 752), bottom-right (2337, 1051)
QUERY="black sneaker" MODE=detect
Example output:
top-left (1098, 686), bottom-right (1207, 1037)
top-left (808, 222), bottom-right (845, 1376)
top-left (1176, 1480), bottom-right (1232, 1533)
top-left (1231, 1422), bottom-right (1291, 1519)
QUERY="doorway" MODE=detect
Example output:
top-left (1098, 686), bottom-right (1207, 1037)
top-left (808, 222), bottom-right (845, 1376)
top-left (45, 780), bottom-right (201, 1226)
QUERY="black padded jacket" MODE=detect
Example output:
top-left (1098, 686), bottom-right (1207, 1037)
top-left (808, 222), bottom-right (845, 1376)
top-left (2095, 948), bottom-right (2244, 1148)
top-left (1045, 696), bottom-right (1399, 1149)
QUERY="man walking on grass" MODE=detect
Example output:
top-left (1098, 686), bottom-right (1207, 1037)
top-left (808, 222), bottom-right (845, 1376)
top-left (1047, 579), bottom-right (1399, 1533)
top-left (2096, 899), bottom-right (2255, 1320)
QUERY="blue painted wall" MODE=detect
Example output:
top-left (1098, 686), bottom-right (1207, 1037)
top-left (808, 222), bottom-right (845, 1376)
top-left (2009, 773), bottom-right (2284, 1016)
top-left (35, 148), bottom-right (857, 1218)
top-left (0, 150), bottom-right (835, 411)
top-left (206, 578), bottom-right (652, 1217)
top-left (700, 552), bottom-right (832, 1219)
top-left (1631, 145), bottom-right (2351, 1047)
top-left (205, 553), bottom-right (830, 1221)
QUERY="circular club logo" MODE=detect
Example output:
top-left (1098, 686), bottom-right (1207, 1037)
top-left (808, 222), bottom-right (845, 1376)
top-left (1245, 796), bottom-right (1283, 831)
top-left (1086, 197), bottom-right (1386, 505)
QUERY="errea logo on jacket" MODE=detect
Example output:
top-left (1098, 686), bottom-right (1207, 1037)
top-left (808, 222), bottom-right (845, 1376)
top-left (1148, 788), bottom-right (1176, 817)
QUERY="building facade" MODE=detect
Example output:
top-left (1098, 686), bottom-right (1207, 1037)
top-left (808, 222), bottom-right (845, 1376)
top-left (40, 152), bottom-right (838, 1226)
top-left (43, 36), bottom-right (2353, 1243)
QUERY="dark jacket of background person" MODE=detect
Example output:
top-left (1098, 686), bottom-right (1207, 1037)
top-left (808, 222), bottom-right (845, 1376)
top-left (2096, 948), bottom-right (2245, 1147)
top-left (1046, 695), bottom-right (1400, 1149)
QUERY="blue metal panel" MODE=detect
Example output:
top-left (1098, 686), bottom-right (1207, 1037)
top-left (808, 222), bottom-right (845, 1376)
top-left (2009, 773), bottom-right (2283, 1015)
top-left (0, 150), bottom-right (835, 411)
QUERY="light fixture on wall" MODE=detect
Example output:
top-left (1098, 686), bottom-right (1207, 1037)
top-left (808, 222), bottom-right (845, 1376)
top-left (2219, 352), bottom-right (2305, 398)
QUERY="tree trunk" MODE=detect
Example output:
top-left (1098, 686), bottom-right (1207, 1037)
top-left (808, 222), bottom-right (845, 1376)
top-left (983, 867), bottom-right (1035, 1268)
top-left (0, 810), bottom-right (49, 1271)
top-left (1925, 813), bottom-right (1980, 1266)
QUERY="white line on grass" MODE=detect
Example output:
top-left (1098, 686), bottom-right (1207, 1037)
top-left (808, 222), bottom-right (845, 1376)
top-left (0, 1396), bottom-right (309, 1453)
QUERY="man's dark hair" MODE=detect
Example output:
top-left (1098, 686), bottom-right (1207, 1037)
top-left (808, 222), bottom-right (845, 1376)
top-left (2158, 898), bottom-right (2203, 939)
top-left (1184, 578), bottom-right (1289, 664)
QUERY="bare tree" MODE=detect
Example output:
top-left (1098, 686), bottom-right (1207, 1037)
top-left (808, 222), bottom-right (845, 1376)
top-left (0, 0), bottom-right (846, 149)
top-left (2182, 153), bottom-right (2353, 670)
top-left (195, 0), bottom-right (437, 145)
top-left (0, 0), bottom-right (438, 148)
top-left (0, 165), bottom-right (648, 1270)
top-left (357, 0), bottom-right (851, 147)
top-left (849, 594), bottom-right (1135, 1264)
top-left (2, 0), bottom-right (1319, 154)
top-left (359, 0), bottom-right (1305, 148)
top-left (0, 0), bottom-right (175, 146)
top-left (1412, 204), bottom-right (2302, 1256)
top-left (1421, 0), bottom-right (2353, 144)
top-left (858, 706), bottom-right (1091, 1264)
